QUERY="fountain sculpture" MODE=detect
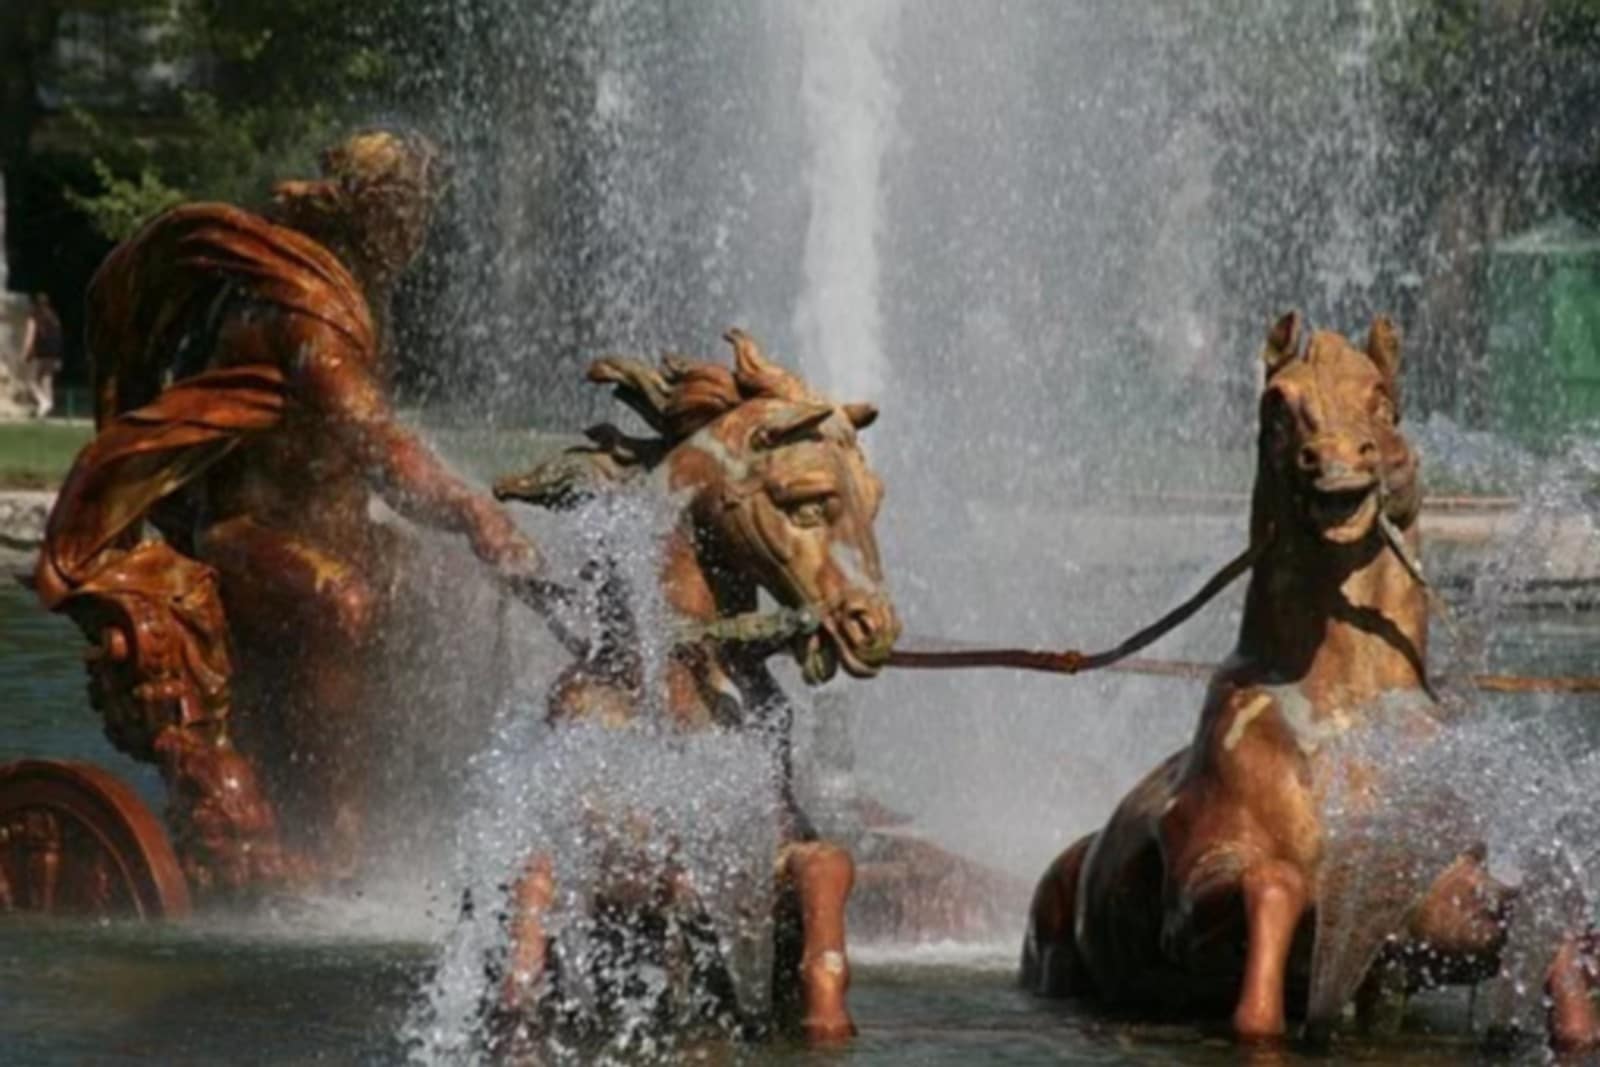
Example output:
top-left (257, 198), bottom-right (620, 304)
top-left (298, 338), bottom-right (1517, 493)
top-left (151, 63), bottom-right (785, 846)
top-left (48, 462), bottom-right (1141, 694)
top-left (11, 130), bottom-right (540, 905)
top-left (0, 38), bottom-right (1593, 1050)
top-left (487, 329), bottom-right (898, 1044)
top-left (1018, 313), bottom-right (1600, 1050)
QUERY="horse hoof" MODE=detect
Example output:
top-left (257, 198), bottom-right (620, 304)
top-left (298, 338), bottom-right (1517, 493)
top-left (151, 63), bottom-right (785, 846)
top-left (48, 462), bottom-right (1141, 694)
top-left (802, 1013), bottom-right (857, 1045)
top-left (1231, 1006), bottom-right (1288, 1042)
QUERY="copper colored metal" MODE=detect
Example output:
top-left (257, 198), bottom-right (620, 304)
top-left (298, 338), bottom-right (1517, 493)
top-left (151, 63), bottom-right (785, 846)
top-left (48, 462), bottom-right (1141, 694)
top-left (31, 131), bottom-right (535, 897)
top-left (1015, 312), bottom-right (1592, 1046)
top-left (0, 759), bottom-right (191, 919)
top-left (492, 330), bottom-right (899, 1043)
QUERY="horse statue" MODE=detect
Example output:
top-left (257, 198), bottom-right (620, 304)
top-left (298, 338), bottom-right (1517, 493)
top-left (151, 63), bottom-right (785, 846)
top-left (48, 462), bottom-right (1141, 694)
top-left (1020, 313), bottom-right (1600, 1049)
top-left (486, 329), bottom-right (899, 1046)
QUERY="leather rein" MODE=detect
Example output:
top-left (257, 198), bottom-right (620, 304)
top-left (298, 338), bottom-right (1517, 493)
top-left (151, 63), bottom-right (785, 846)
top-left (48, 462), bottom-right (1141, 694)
top-left (886, 495), bottom-right (1600, 696)
top-left (511, 493), bottom-right (1600, 696)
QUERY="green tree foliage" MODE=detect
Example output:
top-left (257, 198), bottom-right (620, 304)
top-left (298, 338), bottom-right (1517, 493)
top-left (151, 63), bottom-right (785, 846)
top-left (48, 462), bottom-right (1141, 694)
top-left (64, 0), bottom-right (448, 239)
top-left (1155, 0), bottom-right (1600, 419)
top-left (1372, 0), bottom-right (1600, 413)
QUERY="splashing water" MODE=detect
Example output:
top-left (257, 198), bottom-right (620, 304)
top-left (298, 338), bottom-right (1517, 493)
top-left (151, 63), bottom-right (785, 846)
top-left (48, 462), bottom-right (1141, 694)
top-left (403, 485), bottom-right (793, 1063)
top-left (405, 718), bottom-right (784, 1064)
top-left (792, 0), bottom-right (900, 402)
top-left (1306, 434), bottom-right (1600, 1036)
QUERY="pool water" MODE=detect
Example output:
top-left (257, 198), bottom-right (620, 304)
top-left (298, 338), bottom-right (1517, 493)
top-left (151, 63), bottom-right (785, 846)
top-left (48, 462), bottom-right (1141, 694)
top-left (0, 582), bottom-right (1577, 1064)
top-left (0, 918), bottom-right (1499, 1066)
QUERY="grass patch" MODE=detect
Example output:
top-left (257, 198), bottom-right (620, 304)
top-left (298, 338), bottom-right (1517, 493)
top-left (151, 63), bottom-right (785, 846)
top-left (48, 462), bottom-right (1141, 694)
top-left (0, 420), bottom-right (93, 490)
top-left (0, 416), bottom-right (571, 494)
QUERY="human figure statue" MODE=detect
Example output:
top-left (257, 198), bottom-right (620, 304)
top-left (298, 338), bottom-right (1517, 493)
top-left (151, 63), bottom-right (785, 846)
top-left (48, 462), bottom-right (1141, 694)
top-left (35, 129), bottom-right (540, 895)
top-left (20, 291), bottom-right (61, 416)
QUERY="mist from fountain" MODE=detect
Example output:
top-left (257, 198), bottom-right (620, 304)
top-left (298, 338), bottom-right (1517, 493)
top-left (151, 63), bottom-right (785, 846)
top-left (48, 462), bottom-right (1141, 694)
top-left (1304, 433), bottom-right (1600, 1037)
top-left (383, 0), bottom-right (1600, 1053)
top-left (792, 0), bottom-right (899, 403)
top-left (403, 488), bottom-right (790, 1063)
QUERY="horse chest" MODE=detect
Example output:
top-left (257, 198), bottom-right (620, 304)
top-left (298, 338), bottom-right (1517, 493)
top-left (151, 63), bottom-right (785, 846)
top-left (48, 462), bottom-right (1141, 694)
top-left (1188, 686), bottom-right (1341, 857)
top-left (1207, 683), bottom-right (1355, 765)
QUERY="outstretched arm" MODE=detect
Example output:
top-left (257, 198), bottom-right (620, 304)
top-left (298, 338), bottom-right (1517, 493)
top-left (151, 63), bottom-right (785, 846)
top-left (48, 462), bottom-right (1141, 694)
top-left (298, 340), bottom-right (536, 572)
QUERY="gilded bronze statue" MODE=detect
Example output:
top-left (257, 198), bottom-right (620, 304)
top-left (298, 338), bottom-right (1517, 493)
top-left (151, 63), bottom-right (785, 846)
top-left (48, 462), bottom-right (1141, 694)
top-left (490, 330), bottom-right (900, 1044)
top-left (28, 130), bottom-right (539, 901)
top-left (1018, 314), bottom-right (1600, 1050)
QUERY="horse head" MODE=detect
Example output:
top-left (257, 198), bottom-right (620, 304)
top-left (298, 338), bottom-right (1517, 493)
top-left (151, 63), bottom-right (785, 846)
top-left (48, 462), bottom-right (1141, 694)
top-left (672, 334), bottom-right (897, 683)
top-left (1255, 311), bottom-right (1419, 549)
top-left (496, 329), bottom-right (899, 686)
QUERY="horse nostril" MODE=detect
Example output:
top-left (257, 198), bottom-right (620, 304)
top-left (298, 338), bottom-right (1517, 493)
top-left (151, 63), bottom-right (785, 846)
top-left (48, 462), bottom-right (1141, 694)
top-left (840, 599), bottom-right (893, 651)
top-left (846, 607), bottom-right (875, 645)
top-left (1297, 446), bottom-right (1319, 471)
top-left (1359, 440), bottom-right (1377, 459)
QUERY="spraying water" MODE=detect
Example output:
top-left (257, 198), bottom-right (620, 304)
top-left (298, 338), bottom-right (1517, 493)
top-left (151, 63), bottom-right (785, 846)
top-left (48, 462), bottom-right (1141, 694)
top-left (384, 0), bottom-right (1600, 1055)
top-left (792, 0), bottom-right (900, 402)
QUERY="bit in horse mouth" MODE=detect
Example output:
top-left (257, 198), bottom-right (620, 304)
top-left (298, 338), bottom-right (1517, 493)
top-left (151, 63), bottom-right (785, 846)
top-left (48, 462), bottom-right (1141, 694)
top-left (1306, 483), bottom-right (1378, 534)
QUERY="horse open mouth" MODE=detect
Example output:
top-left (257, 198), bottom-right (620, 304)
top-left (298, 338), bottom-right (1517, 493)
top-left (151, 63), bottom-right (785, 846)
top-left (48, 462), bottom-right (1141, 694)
top-left (1305, 480), bottom-right (1379, 543)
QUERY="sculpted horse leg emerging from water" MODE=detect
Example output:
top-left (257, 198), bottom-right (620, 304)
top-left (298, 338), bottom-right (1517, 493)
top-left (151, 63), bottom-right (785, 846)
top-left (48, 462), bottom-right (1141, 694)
top-left (1021, 312), bottom-right (1600, 1048)
top-left (491, 330), bottom-right (898, 1044)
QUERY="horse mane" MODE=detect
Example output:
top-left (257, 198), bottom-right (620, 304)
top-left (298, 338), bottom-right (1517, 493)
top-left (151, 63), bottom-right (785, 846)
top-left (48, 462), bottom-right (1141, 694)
top-left (494, 329), bottom-right (813, 509)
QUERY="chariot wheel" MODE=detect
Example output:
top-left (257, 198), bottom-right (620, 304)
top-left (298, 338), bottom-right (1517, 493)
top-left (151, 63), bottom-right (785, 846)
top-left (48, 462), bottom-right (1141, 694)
top-left (0, 759), bottom-right (190, 919)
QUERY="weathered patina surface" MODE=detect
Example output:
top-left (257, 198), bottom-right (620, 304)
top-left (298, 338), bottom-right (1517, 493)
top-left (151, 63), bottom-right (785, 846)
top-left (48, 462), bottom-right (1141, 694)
top-left (0, 759), bottom-right (191, 918)
top-left (492, 330), bottom-right (899, 1044)
top-left (31, 130), bottom-right (538, 898)
top-left (1020, 314), bottom-right (1600, 1048)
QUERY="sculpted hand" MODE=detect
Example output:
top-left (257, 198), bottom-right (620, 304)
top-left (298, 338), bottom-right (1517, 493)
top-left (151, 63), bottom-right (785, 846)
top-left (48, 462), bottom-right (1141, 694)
top-left (469, 500), bottom-right (543, 581)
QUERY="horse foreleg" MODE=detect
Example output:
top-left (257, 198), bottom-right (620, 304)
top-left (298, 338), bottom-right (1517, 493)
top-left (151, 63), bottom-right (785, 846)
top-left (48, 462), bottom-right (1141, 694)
top-left (1411, 846), bottom-right (1512, 961)
top-left (1233, 860), bottom-right (1309, 1040)
top-left (1546, 933), bottom-right (1600, 1052)
top-left (1021, 833), bottom-right (1095, 996)
top-left (780, 841), bottom-right (856, 1043)
top-left (500, 853), bottom-right (556, 1017)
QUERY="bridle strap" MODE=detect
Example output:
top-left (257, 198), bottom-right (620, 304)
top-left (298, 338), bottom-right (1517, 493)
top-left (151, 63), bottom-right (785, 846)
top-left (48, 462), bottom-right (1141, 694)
top-left (1376, 482), bottom-right (1462, 650)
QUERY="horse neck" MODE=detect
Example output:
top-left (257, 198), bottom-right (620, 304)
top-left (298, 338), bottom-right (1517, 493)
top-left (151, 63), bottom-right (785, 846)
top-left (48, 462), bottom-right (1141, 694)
top-left (656, 503), bottom-right (773, 727)
top-left (657, 503), bottom-right (755, 626)
top-left (1236, 488), bottom-right (1428, 709)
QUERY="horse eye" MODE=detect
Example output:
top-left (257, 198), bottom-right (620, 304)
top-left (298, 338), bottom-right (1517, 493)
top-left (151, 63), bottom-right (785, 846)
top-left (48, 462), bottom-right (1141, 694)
top-left (1261, 393), bottom-right (1293, 440)
top-left (785, 499), bottom-right (828, 528)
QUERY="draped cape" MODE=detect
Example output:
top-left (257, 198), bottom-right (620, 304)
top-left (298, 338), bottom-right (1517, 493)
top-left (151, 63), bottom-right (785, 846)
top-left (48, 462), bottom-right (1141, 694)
top-left (36, 204), bottom-right (374, 606)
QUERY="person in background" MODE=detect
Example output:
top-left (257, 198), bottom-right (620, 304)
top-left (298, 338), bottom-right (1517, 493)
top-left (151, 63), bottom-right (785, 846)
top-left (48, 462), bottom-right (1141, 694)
top-left (20, 291), bottom-right (62, 416)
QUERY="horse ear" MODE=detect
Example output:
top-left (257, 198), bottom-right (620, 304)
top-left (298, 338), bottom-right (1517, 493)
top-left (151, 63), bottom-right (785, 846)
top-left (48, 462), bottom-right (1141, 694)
top-left (753, 402), bottom-right (834, 450)
top-left (843, 402), bottom-right (878, 430)
top-left (1366, 314), bottom-right (1401, 385)
top-left (1262, 310), bottom-right (1302, 377)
